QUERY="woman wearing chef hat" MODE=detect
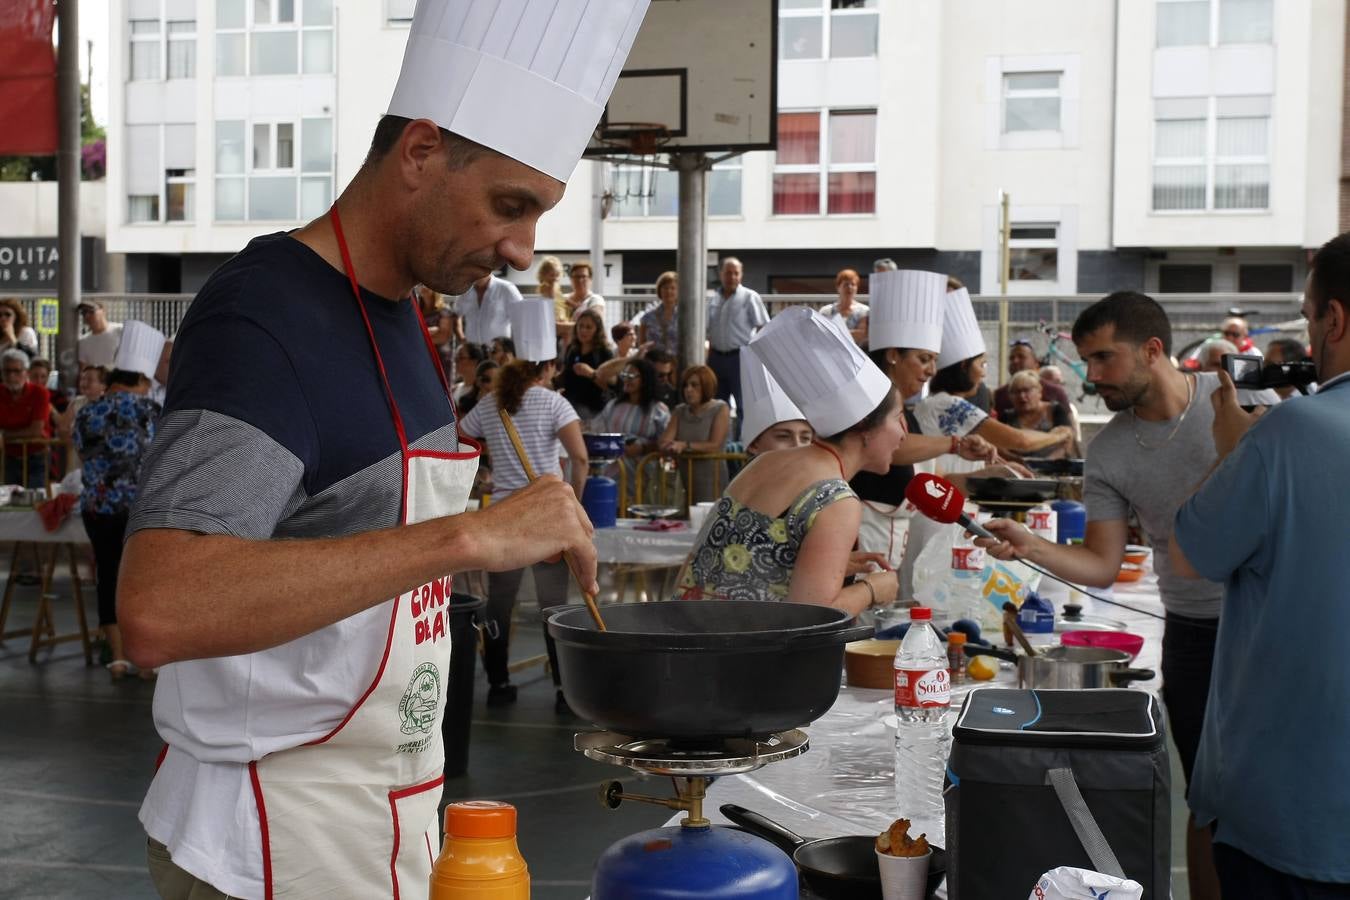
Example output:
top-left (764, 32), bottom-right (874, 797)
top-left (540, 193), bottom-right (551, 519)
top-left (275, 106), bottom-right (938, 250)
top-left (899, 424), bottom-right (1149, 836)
top-left (676, 308), bottom-right (903, 614)
top-left (73, 321), bottom-right (166, 681)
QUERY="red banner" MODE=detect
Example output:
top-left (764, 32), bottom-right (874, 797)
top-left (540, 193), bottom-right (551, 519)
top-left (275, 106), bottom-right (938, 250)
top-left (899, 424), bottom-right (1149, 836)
top-left (0, 0), bottom-right (58, 155)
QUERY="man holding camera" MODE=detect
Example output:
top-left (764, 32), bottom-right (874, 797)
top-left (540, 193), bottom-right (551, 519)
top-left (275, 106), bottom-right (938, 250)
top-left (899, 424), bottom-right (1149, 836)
top-left (1170, 233), bottom-right (1350, 892)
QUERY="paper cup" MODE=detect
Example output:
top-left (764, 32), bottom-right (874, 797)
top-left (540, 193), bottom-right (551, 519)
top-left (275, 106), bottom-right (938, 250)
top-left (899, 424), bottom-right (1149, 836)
top-left (687, 501), bottom-right (715, 532)
top-left (876, 847), bottom-right (931, 900)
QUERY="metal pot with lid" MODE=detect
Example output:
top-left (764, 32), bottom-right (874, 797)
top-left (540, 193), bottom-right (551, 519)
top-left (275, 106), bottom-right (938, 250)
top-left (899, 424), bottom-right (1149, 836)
top-left (966, 644), bottom-right (1154, 690)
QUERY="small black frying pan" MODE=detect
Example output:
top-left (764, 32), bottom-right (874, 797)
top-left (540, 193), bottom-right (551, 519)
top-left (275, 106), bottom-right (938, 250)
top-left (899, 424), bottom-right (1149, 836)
top-left (720, 804), bottom-right (947, 900)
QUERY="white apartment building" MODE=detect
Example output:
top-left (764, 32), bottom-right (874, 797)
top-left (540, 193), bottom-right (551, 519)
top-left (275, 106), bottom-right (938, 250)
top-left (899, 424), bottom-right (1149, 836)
top-left (105, 0), bottom-right (1344, 298)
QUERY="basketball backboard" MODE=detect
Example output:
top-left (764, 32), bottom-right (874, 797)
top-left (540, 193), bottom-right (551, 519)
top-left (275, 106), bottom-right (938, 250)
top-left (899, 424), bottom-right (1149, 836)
top-left (585, 0), bottom-right (777, 156)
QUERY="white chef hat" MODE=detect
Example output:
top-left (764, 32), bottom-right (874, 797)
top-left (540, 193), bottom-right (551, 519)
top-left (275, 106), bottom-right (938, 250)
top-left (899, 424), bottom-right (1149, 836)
top-left (113, 320), bottom-right (166, 380)
top-left (938, 287), bottom-right (987, 369)
top-left (387, 0), bottom-right (650, 182)
top-left (749, 308), bottom-right (893, 438)
top-left (509, 298), bottom-right (556, 362)
top-left (868, 269), bottom-right (946, 354)
top-left (739, 344), bottom-right (807, 449)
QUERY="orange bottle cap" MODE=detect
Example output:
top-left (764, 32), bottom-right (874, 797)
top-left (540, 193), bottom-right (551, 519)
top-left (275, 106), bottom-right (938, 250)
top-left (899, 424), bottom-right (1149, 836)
top-left (445, 800), bottom-right (517, 839)
top-left (947, 633), bottom-right (967, 645)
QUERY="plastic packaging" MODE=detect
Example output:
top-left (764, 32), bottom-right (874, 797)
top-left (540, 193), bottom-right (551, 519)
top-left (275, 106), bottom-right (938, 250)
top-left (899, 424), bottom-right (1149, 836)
top-left (893, 607), bottom-right (950, 840)
top-left (430, 801), bottom-right (530, 899)
top-left (1028, 866), bottom-right (1143, 900)
top-left (911, 524), bottom-right (986, 625)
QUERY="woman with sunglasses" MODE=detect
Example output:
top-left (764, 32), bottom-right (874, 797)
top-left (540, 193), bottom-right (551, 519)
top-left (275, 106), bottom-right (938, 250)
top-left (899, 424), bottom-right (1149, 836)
top-left (591, 357), bottom-right (671, 503)
top-left (0, 298), bottom-right (38, 358)
top-left (455, 359), bottom-right (498, 420)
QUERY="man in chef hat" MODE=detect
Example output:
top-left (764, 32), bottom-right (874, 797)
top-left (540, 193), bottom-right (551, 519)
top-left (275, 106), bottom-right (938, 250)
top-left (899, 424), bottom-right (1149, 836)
top-left (117, 2), bottom-right (650, 897)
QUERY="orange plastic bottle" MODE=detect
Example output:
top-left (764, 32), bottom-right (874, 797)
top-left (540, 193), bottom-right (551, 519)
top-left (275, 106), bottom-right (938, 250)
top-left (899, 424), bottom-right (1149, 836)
top-left (430, 801), bottom-right (530, 899)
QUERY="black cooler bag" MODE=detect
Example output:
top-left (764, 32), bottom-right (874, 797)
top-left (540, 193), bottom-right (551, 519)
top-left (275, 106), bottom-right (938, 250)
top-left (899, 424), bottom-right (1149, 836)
top-left (945, 688), bottom-right (1170, 898)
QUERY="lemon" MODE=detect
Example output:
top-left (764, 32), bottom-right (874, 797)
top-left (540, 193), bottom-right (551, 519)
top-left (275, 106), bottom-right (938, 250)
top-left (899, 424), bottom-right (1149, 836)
top-left (968, 655), bottom-right (997, 681)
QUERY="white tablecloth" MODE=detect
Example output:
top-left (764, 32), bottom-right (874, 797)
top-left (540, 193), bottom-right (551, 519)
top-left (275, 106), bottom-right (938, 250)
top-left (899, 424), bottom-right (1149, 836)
top-left (592, 518), bottom-right (696, 566)
top-left (0, 508), bottom-right (88, 545)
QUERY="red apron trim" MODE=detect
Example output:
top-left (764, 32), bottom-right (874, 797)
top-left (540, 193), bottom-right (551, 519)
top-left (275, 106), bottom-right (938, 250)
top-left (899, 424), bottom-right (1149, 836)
top-left (249, 761), bottom-right (275, 900)
top-left (425, 832), bottom-right (435, 869)
top-left (388, 775), bottom-right (446, 900)
top-left (305, 595), bottom-right (401, 747)
top-left (153, 743), bottom-right (169, 773)
top-left (406, 446), bottom-right (481, 462)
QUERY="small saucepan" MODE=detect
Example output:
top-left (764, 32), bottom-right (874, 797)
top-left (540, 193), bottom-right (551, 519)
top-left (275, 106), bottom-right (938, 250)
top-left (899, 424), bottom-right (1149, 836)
top-left (720, 804), bottom-right (946, 900)
top-left (966, 644), bottom-right (1154, 690)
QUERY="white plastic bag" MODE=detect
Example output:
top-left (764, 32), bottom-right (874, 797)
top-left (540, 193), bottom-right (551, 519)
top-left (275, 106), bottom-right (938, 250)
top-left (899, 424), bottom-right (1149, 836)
top-left (1029, 866), bottom-right (1143, 900)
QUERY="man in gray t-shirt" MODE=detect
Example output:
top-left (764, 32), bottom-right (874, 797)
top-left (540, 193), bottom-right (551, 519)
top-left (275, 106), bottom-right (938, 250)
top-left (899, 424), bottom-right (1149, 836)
top-left (977, 291), bottom-right (1224, 899)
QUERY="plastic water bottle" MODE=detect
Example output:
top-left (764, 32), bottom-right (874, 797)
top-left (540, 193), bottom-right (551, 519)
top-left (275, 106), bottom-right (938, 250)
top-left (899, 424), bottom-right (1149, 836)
top-left (947, 531), bottom-right (990, 627)
top-left (894, 606), bottom-right (951, 840)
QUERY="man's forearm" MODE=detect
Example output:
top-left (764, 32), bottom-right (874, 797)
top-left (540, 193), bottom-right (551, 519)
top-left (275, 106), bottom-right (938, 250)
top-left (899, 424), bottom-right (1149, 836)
top-left (1018, 538), bottom-right (1119, 589)
top-left (119, 479), bottom-right (596, 667)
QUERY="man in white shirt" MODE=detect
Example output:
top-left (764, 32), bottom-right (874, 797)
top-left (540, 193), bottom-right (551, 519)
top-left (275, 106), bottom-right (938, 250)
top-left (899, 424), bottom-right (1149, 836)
top-left (706, 256), bottom-right (769, 430)
top-left (77, 300), bottom-right (123, 368)
top-left (564, 261), bottom-right (606, 322)
top-left (454, 272), bottom-right (523, 345)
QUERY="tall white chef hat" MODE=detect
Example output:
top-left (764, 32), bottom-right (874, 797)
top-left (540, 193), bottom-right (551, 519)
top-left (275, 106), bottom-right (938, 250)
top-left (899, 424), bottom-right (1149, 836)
top-left (739, 344), bottom-right (807, 449)
top-left (387, 0), bottom-right (651, 182)
top-left (113, 320), bottom-right (166, 380)
top-left (938, 287), bottom-right (987, 369)
top-left (868, 269), bottom-right (946, 354)
top-left (749, 308), bottom-right (893, 438)
top-left (509, 298), bottom-right (556, 363)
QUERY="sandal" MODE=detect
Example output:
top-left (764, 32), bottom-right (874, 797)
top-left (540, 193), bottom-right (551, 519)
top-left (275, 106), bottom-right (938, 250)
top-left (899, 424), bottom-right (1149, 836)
top-left (107, 660), bottom-right (136, 680)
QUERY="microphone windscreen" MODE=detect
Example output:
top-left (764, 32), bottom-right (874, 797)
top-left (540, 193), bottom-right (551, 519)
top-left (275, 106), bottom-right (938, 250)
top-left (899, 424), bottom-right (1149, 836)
top-left (904, 472), bottom-right (967, 525)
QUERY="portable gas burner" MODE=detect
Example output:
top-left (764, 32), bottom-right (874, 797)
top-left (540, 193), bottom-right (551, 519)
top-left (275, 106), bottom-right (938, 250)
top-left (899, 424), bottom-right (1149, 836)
top-left (579, 729), bottom-right (810, 899)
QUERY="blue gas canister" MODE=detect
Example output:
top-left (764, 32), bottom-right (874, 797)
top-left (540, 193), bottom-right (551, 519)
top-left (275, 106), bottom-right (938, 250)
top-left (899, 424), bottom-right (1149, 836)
top-left (1050, 500), bottom-right (1086, 545)
top-left (592, 825), bottom-right (797, 900)
top-left (582, 475), bottom-right (618, 528)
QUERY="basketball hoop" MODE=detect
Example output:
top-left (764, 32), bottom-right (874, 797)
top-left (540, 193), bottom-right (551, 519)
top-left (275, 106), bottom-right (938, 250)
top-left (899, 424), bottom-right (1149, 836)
top-left (592, 122), bottom-right (674, 218)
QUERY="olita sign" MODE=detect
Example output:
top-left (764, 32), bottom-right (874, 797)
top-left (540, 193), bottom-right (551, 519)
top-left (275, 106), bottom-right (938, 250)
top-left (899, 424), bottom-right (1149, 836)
top-left (895, 667), bottom-right (951, 709)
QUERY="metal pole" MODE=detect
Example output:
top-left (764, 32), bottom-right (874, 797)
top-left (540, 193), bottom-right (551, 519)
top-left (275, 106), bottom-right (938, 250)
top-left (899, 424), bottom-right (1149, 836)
top-left (997, 190), bottom-right (1011, 385)
top-left (589, 159), bottom-right (606, 295)
top-left (674, 153), bottom-right (709, 376)
top-left (56, 0), bottom-right (82, 392)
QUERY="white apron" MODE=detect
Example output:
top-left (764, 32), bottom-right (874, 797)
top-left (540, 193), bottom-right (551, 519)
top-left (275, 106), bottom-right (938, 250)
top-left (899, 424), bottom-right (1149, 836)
top-left (249, 208), bottom-right (480, 899)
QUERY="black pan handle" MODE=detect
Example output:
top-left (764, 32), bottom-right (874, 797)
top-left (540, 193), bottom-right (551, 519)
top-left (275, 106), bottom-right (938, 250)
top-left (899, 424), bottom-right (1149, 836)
top-left (784, 623), bottom-right (876, 647)
top-left (964, 644), bottom-right (1020, 664)
top-left (719, 804), bottom-right (808, 856)
top-left (1108, 667), bottom-right (1156, 686)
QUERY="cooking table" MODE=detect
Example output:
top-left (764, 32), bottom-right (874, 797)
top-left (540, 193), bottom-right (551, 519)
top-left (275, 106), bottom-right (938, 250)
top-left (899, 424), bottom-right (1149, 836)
top-left (592, 518), bottom-right (696, 603)
top-left (0, 506), bottom-right (93, 663)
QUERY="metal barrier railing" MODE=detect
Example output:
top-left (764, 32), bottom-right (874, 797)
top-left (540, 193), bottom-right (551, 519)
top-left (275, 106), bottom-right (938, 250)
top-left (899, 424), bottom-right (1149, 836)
top-left (630, 450), bottom-right (748, 518)
top-left (1, 438), bottom-right (72, 493)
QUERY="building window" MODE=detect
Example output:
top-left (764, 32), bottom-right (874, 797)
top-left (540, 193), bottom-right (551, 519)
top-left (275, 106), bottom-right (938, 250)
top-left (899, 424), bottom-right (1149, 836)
top-left (254, 0), bottom-right (296, 25)
top-left (387, 0), bottom-right (416, 26)
top-left (779, 0), bottom-right (878, 62)
top-left (166, 170), bottom-right (196, 221)
top-left (128, 196), bottom-right (160, 223)
top-left (217, 117), bottom-right (332, 222)
top-left (129, 19), bottom-right (161, 81)
top-left (608, 157), bottom-right (742, 219)
top-left (126, 123), bottom-right (195, 224)
top-left (1008, 224), bottom-right (1058, 285)
top-left (1003, 72), bottom-right (1061, 133)
top-left (1238, 263), bottom-right (1292, 292)
top-left (166, 20), bottom-right (196, 78)
top-left (1156, 0), bottom-right (1273, 48)
top-left (215, 0), bottom-right (331, 77)
top-left (1153, 97), bottom-right (1270, 212)
top-left (772, 109), bottom-right (876, 216)
top-left (1158, 263), bottom-right (1213, 292)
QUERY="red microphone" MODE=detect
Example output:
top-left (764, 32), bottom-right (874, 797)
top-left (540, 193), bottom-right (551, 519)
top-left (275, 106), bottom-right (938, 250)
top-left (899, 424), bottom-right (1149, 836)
top-left (904, 472), bottom-right (996, 541)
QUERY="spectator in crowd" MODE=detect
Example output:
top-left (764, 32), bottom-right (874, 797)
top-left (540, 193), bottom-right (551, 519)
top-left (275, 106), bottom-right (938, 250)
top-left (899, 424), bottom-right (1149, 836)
top-left (0, 298), bottom-right (38, 357)
top-left (1198, 337), bottom-right (1281, 408)
top-left (536, 254), bottom-right (567, 321)
top-left (459, 307), bottom-right (587, 714)
top-left (706, 257), bottom-right (769, 426)
top-left (489, 336), bottom-right (516, 367)
top-left (919, 357), bottom-right (1071, 466)
top-left (977, 291), bottom-right (1225, 899)
top-left (1169, 233), bottom-right (1350, 893)
top-left (1264, 337), bottom-right (1312, 399)
top-left (558, 308), bottom-right (612, 422)
top-left (1220, 315), bottom-right (1260, 356)
top-left (0, 349), bottom-right (50, 488)
top-left (56, 365), bottom-right (107, 473)
top-left (611, 322), bottom-right (637, 358)
top-left (564, 261), bottom-right (606, 322)
top-left (659, 364), bottom-right (730, 503)
top-left (29, 357), bottom-right (52, 390)
top-left (639, 271), bottom-right (679, 354)
top-left (412, 285), bottom-right (452, 372)
top-left (997, 370), bottom-right (1079, 459)
top-left (77, 300), bottom-right (123, 368)
top-left (74, 323), bottom-right (165, 681)
top-left (455, 359), bottom-right (498, 420)
top-left (451, 341), bottom-right (488, 396)
top-left (591, 357), bottom-right (671, 500)
top-left (644, 347), bottom-right (679, 409)
top-left (820, 268), bottom-right (870, 347)
top-left (454, 271), bottom-right (522, 346)
top-left (993, 338), bottom-right (1074, 415)
top-left (872, 258), bottom-right (898, 273)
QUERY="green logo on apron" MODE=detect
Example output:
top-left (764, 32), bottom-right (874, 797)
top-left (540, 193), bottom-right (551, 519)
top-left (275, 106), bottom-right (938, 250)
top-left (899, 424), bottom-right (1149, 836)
top-left (398, 662), bottom-right (441, 735)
